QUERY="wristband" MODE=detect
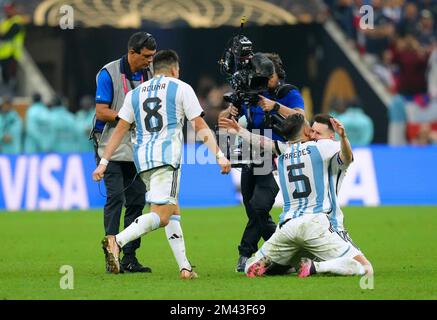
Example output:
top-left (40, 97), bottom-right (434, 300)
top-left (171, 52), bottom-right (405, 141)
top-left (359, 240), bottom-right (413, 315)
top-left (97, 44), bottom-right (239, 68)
top-left (99, 158), bottom-right (109, 166)
top-left (115, 115), bottom-right (120, 123)
top-left (273, 103), bottom-right (280, 112)
top-left (216, 150), bottom-right (225, 160)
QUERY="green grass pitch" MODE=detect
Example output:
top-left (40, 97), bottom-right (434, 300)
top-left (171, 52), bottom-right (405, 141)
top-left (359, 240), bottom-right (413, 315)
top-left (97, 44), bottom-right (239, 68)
top-left (0, 206), bottom-right (436, 300)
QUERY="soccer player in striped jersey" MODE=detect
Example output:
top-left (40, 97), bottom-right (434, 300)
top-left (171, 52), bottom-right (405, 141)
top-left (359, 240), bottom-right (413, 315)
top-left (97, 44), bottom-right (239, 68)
top-left (93, 50), bottom-right (231, 279)
top-left (311, 113), bottom-right (357, 243)
top-left (218, 114), bottom-right (373, 278)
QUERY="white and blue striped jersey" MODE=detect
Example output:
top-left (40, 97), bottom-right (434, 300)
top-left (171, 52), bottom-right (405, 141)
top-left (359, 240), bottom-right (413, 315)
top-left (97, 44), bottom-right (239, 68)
top-left (275, 139), bottom-right (343, 225)
top-left (118, 75), bottom-right (204, 172)
top-left (327, 146), bottom-right (351, 231)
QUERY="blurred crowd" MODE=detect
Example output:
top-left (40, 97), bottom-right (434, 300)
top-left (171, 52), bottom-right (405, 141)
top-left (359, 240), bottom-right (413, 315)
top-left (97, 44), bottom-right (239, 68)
top-left (1, 74), bottom-right (373, 156)
top-left (195, 75), bottom-right (231, 130)
top-left (328, 97), bottom-right (374, 145)
top-left (0, 93), bottom-right (95, 154)
top-left (2, 0), bottom-right (436, 152)
top-left (327, 0), bottom-right (437, 145)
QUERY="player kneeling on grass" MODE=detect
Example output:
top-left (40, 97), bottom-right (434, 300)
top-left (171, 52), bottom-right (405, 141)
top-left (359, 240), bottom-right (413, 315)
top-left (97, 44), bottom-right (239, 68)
top-left (93, 50), bottom-right (231, 279)
top-left (219, 114), bottom-right (373, 278)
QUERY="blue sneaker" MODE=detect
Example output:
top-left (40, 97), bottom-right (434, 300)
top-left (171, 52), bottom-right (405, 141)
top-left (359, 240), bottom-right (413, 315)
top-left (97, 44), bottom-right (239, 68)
top-left (236, 255), bottom-right (249, 272)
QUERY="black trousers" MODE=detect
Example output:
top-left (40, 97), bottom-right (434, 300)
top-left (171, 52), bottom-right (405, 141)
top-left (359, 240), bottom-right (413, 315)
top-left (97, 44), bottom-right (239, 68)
top-left (0, 57), bottom-right (17, 91)
top-left (102, 160), bottom-right (146, 256)
top-left (238, 166), bottom-right (279, 257)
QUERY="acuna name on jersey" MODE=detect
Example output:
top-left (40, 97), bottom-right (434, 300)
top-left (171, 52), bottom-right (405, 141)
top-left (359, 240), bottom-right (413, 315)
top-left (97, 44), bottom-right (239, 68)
top-left (142, 82), bottom-right (166, 92)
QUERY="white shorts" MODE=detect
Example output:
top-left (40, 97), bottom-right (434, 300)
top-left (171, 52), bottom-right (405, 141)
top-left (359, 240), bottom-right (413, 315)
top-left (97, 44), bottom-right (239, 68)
top-left (140, 166), bottom-right (180, 205)
top-left (256, 214), bottom-right (363, 266)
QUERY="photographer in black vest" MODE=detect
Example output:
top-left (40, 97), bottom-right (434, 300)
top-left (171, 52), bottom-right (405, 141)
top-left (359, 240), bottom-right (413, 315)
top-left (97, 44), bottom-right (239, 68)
top-left (219, 53), bottom-right (305, 272)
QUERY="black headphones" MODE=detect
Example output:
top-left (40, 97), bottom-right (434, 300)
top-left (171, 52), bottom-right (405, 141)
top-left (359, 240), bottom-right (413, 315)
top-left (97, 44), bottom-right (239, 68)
top-left (133, 32), bottom-right (154, 53)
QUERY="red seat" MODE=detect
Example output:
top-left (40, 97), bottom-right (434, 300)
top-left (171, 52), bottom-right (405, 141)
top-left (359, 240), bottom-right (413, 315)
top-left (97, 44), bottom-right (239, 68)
top-left (406, 122), bottom-right (437, 141)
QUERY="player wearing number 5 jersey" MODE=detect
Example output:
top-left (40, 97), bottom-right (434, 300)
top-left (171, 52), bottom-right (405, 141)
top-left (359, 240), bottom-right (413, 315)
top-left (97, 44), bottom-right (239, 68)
top-left (94, 50), bottom-right (231, 279)
top-left (219, 114), bottom-right (373, 278)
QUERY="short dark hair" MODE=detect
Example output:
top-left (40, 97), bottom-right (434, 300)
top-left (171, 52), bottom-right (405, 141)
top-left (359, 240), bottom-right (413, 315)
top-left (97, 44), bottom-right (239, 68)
top-left (153, 50), bottom-right (179, 71)
top-left (280, 113), bottom-right (306, 140)
top-left (128, 32), bottom-right (157, 53)
top-left (312, 113), bottom-right (334, 132)
top-left (264, 52), bottom-right (286, 80)
top-left (252, 53), bottom-right (274, 78)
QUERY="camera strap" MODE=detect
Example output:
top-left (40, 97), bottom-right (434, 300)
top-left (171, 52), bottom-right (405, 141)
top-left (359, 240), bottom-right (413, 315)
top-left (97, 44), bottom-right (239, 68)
top-left (247, 105), bottom-right (254, 125)
top-left (120, 55), bottom-right (148, 94)
top-left (121, 73), bottom-right (144, 94)
top-left (274, 84), bottom-right (298, 99)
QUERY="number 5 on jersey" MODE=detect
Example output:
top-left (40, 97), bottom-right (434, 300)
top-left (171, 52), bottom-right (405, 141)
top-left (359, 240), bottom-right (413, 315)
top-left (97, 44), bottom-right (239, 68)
top-left (288, 163), bottom-right (312, 199)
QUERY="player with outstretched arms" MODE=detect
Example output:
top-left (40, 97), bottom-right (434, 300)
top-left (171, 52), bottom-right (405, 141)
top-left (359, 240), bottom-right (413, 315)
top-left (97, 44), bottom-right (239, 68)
top-left (93, 50), bottom-right (231, 279)
top-left (219, 113), bottom-right (373, 278)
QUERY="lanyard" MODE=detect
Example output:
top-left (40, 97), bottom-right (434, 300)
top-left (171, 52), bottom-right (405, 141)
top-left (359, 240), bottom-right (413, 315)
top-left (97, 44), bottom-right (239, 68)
top-left (121, 73), bottom-right (144, 94)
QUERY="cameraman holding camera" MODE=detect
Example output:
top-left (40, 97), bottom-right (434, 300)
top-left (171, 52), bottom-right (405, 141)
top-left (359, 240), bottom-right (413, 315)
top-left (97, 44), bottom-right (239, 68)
top-left (220, 53), bottom-right (305, 272)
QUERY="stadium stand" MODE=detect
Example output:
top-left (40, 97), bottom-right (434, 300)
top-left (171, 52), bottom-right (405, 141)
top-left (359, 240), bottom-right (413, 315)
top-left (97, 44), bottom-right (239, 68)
top-left (1, 0), bottom-right (436, 153)
top-left (325, 0), bottom-right (437, 145)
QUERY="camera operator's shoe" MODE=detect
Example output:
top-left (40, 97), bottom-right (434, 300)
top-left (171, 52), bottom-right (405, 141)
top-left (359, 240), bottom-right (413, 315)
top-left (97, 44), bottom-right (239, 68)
top-left (297, 258), bottom-right (316, 278)
top-left (284, 266), bottom-right (297, 274)
top-left (121, 256), bottom-right (152, 273)
top-left (101, 236), bottom-right (120, 274)
top-left (236, 255), bottom-right (249, 273)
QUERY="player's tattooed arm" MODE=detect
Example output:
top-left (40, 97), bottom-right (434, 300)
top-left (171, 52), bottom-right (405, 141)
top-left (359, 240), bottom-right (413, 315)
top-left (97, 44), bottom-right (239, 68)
top-left (239, 129), bottom-right (278, 154)
top-left (330, 118), bottom-right (353, 165)
top-left (218, 117), bottom-right (278, 154)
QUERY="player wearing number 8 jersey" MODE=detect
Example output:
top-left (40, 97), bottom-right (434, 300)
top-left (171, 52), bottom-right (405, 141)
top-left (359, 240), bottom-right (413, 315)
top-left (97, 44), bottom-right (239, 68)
top-left (218, 114), bottom-right (373, 278)
top-left (93, 50), bottom-right (231, 278)
top-left (121, 71), bottom-right (202, 173)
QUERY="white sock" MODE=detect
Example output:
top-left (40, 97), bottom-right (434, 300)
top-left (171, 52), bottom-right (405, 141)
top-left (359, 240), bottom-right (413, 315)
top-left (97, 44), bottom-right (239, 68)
top-left (116, 212), bottom-right (160, 248)
top-left (314, 257), bottom-right (365, 276)
top-left (165, 215), bottom-right (191, 271)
